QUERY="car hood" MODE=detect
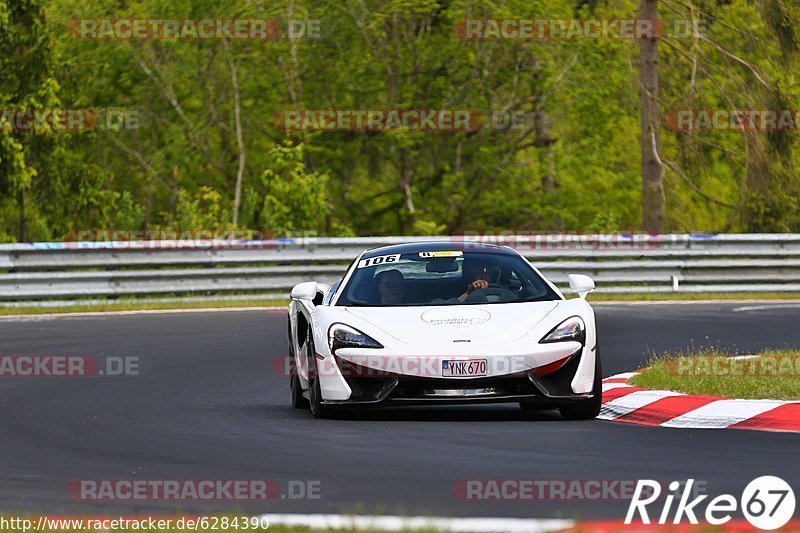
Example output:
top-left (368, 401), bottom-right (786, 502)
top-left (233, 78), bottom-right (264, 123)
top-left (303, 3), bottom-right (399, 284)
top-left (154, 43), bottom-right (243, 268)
top-left (344, 301), bottom-right (560, 346)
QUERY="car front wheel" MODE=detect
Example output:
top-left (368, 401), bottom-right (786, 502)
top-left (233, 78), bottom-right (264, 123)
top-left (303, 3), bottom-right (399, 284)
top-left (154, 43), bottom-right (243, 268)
top-left (290, 370), bottom-right (309, 409)
top-left (306, 334), bottom-right (331, 419)
top-left (559, 348), bottom-right (603, 421)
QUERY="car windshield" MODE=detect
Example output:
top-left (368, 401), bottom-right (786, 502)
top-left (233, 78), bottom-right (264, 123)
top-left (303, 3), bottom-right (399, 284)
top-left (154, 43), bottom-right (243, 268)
top-left (335, 250), bottom-right (560, 307)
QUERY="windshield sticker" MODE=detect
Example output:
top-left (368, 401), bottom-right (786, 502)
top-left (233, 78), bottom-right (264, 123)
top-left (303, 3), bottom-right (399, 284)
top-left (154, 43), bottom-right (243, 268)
top-left (357, 254), bottom-right (401, 268)
top-left (418, 251), bottom-right (463, 258)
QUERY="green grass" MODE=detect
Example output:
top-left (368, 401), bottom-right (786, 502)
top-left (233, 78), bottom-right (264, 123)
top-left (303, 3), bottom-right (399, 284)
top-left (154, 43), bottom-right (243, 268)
top-left (24, 526), bottom-right (354, 533)
top-left (2, 518), bottom-right (445, 533)
top-left (0, 298), bottom-right (288, 316)
top-left (0, 290), bottom-right (796, 317)
top-left (7, 527), bottom-right (372, 533)
top-left (630, 349), bottom-right (800, 400)
top-left (589, 291), bottom-right (800, 302)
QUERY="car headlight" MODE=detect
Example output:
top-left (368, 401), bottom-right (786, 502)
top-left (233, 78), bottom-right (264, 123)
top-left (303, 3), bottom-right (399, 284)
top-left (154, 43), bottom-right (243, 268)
top-left (328, 323), bottom-right (383, 353)
top-left (540, 316), bottom-right (585, 344)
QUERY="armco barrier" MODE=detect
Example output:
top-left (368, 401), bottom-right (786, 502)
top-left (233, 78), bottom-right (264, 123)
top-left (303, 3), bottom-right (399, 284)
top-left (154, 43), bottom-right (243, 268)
top-left (0, 234), bottom-right (799, 301)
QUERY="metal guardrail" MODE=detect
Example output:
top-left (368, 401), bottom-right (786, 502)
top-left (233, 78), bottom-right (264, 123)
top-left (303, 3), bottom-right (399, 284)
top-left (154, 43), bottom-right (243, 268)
top-left (1, 234), bottom-right (799, 301)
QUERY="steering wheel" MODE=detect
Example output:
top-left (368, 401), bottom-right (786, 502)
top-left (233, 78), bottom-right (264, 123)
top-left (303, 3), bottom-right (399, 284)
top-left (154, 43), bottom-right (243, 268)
top-left (466, 283), bottom-right (518, 302)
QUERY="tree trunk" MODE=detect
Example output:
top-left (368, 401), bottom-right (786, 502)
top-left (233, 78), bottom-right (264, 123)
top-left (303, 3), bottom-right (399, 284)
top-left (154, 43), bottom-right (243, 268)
top-left (17, 188), bottom-right (25, 242)
top-left (225, 41), bottom-right (246, 228)
top-left (401, 157), bottom-right (415, 213)
top-left (534, 103), bottom-right (558, 192)
top-left (145, 178), bottom-right (154, 229)
top-left (170, 165), bottom-right (180, 218)
top-left (639, 0), bottom-right (664, 233)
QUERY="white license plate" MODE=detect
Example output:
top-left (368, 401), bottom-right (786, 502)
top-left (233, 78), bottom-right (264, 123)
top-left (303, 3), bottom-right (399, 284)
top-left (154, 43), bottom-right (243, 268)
top-left (442, 359), bottom-right (487, 377)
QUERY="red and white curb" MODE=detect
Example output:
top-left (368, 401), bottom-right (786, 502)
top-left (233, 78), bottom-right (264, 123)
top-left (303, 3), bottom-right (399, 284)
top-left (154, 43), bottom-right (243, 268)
top-left (600, 372), bottom-right (800, 433)
top-left (257, 515), bottom-right (800, 532)
top-left (558, 520), bottom-right (800, 532)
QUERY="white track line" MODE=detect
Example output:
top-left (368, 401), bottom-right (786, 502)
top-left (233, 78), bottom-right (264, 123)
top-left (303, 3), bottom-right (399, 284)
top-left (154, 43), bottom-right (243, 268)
top-left (258, 514), bottom-right (573, 533)
top-left (605, 371), bottom-right (640, 380)
top-left (594, 300), bottom-right (800, 306)
top-left (0, 306), bottom-right (286, 320)
top-left (733, 304), bottom-right (800, 312)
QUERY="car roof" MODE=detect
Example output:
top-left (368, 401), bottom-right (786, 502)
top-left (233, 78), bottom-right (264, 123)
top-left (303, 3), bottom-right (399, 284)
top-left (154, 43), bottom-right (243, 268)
top-left (360, 241), bottom-right (517, 259)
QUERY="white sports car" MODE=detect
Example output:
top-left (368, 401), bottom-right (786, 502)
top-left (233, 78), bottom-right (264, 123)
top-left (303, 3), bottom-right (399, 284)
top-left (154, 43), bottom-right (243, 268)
top-left (287, 242), bottom-right (601, 419)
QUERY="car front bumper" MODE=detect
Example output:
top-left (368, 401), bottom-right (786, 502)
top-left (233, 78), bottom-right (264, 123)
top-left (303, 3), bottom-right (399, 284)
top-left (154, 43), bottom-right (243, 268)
top-left (315, 344), bottom-right (595, 406)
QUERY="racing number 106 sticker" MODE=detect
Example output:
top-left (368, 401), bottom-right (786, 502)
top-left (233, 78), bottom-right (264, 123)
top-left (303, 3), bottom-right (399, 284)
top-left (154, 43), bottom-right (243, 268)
top-left (357, 254), bottom-right (401, 269)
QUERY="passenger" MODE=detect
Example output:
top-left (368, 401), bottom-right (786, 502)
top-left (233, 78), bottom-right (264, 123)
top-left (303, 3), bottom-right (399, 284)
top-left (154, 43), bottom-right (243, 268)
top-left (376, 269), bottom-right (405, 305)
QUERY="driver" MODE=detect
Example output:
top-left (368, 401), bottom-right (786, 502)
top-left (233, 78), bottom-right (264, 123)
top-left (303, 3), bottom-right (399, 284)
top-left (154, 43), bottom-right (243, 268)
top-left (458, 257), bottom-right (497, 302)
top-left (376, 269), bottom-right (405, 305)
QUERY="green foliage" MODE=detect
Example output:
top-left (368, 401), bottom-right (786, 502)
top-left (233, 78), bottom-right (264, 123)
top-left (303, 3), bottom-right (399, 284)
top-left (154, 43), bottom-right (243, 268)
top-left (631, 349), bottom-right (800, 400)
top-left (110, 191), bottom-right (146, 230)
top-left (257, 141), bottom-right (333, 235)
top-left (0, 0), bottom-right (797, 240)
top-left (173, 186), bottom-right (228, 231)
top-left (0, 0), bottom-right (55, 241)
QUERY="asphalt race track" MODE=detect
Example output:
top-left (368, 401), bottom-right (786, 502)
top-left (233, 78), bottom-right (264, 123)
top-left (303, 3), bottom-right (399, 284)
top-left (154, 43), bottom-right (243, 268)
top-left (1, 302), bottom-right (799, 520)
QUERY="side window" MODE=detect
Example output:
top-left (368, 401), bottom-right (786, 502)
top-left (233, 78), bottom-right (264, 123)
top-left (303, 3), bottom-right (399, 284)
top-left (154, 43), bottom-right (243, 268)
top-left (519, 268), bottom-right (546, 298)
top-left (323, 279), bottom-right (342, 306)
top-left (328, 256), bottom-right (358, 306)
top-left (505, 269), bottom-right (523, 291)
top-left (312, 291), bottom-right (325, 307)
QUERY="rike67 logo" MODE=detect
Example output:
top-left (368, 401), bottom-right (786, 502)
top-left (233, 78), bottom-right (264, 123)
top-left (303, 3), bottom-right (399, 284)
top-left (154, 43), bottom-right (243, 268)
top-left (626, 477), bottom-right (795, 530)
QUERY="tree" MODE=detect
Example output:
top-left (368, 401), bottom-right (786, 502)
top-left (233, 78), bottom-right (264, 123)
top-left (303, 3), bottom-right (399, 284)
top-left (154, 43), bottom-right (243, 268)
top-left (639, 0), bottom-right (664, 233)
top-left (1, 0), bottom-right (797, 241)
top-left (0, 0), bottom-right (56, 241)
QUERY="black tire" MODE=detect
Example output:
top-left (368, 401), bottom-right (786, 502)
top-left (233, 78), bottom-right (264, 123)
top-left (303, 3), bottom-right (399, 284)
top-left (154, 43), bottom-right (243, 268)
top-left (289, 318), bottom-right (310, 409)
top-left (306, 334), bottom-right (331, 419)
top-left (290, 370), bottom-right (309, 409)
top-left (559, 348), bottom-right (603, 421)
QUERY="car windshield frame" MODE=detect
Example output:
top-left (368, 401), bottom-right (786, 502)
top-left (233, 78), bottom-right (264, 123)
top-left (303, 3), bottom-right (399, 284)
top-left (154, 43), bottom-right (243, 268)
top-left (334, 249), bottom-right (561, 307)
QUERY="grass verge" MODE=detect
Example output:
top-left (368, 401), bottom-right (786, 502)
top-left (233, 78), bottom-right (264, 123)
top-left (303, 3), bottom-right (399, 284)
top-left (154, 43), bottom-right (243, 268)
top-left (0, 298), bottom-right (288, 316)
top-left (590, 291), bottom-right (800, 302)
top-left (8, 526), bottom-right (376, 533)
top-left (630, 349), bottom-right (800, 400)
top-left (28, 529), bottom-right (399, 533)
top-left (1, 291), bottom-right (798, 317)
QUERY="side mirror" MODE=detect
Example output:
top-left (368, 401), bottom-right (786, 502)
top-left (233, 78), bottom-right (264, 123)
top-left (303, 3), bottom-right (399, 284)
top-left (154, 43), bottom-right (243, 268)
top-left (568, 274), bottom-right (595, 299)
top-left (291, 281), bottom-right (318, 301)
